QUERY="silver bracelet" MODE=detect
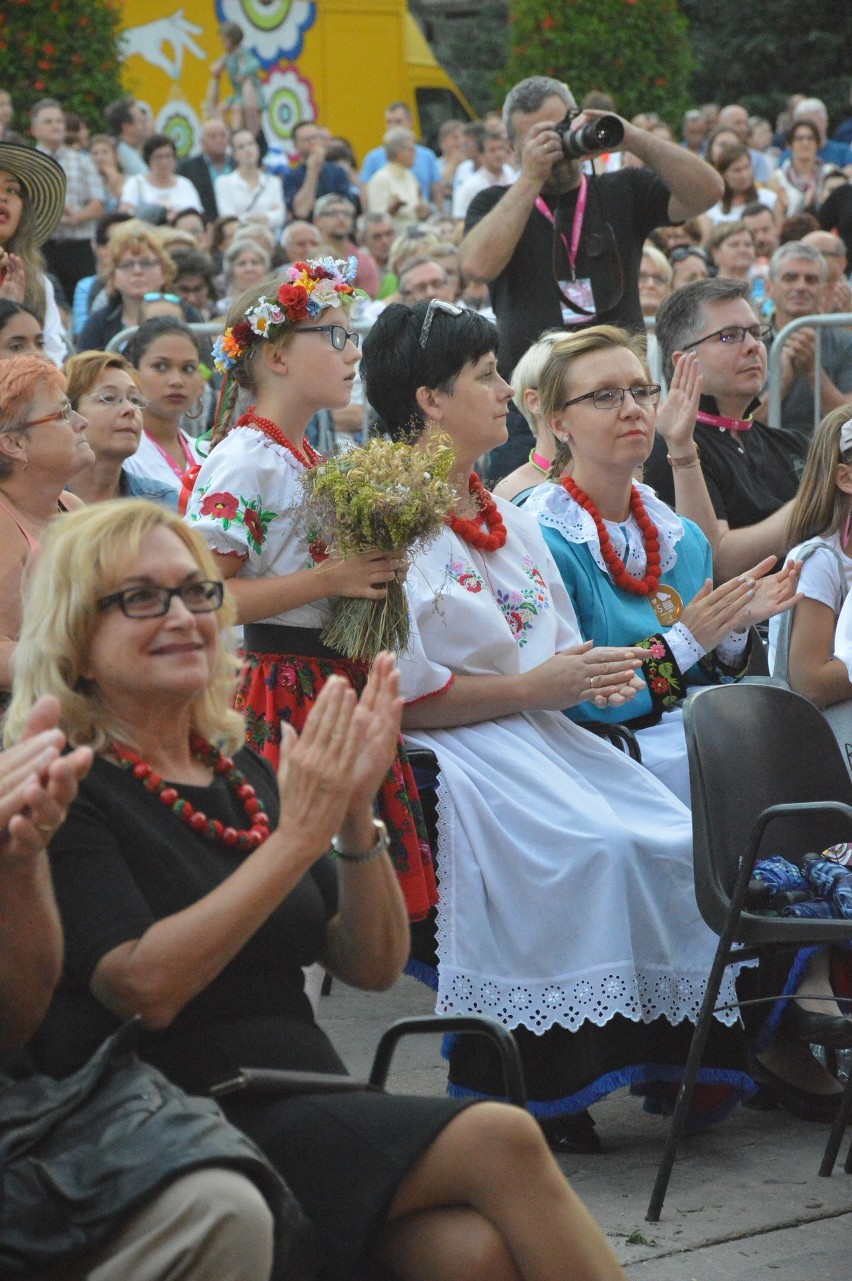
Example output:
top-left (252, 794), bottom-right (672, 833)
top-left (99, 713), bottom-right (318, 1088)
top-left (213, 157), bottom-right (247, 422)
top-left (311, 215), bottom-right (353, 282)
top-left (331, 817), bottom-right (389, 864)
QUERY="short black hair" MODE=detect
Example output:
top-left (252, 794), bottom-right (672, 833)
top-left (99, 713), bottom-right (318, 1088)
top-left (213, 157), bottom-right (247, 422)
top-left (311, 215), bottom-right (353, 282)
top-left (142, 133), bottom-right (176, 165)
top-left (94, 210), bottom-right (133, 247)
top-left (361, 301), bottom-right (498, 441)
top-left (0, 299), bottom-right (40, 335)
top-left (104, 97), bottom-right (136, 137)
top-left (125, 315), bottom-right (201, 367)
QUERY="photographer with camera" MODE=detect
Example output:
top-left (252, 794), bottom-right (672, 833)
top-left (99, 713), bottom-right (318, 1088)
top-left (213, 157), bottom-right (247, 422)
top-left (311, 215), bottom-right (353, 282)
top-left (460, 76), bottom-right (723, 481)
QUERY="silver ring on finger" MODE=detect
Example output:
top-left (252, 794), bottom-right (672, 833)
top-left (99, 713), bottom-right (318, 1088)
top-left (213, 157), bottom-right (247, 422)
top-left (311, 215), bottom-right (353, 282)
top-left (590, 674), bottom-right (598, 689)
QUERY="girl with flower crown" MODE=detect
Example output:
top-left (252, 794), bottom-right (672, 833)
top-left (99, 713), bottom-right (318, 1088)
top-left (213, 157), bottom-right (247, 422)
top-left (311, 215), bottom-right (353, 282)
top-left (360, 300), bottom-right (795, 1155)
top-left (184, 258), bottom-right (436, 921)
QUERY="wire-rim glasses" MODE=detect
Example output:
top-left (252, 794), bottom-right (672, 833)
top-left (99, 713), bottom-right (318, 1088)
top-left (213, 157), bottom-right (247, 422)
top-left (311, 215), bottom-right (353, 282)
top-left (561, 385), bottom-right (661, 411)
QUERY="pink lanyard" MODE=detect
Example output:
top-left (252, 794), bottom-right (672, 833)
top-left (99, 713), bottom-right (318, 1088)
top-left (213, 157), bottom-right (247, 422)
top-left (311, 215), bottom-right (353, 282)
top-left (695, 409), bottom-right (753, 433)
top-left (535, 174), bottom-right (588, 278)
top-left (146, 430), bottom-right (194, 478)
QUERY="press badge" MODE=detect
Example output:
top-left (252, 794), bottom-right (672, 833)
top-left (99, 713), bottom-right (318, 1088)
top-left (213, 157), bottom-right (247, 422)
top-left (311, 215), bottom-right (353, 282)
top-left (558, 277), bottom-right (596, 325)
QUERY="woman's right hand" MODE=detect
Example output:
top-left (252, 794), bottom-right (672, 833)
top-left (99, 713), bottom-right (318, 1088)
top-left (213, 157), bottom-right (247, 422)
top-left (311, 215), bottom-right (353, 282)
top-left (316, 548), bottom-right (403, 600)
top-left (525, 641), bottom-right (647, 711)
top-left (273, 675), bottom-right (361, 863)
top-left (0, 252), bottom-right (25, 303)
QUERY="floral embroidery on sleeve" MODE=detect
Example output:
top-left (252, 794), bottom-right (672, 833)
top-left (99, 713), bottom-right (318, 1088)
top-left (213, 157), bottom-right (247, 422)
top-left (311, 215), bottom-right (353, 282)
top-left (699, 639), bottom-right (751, 685)
top-left (634, 633), bottom-right (686, 711)
top-left (191, 482), bottom-right (275, 554)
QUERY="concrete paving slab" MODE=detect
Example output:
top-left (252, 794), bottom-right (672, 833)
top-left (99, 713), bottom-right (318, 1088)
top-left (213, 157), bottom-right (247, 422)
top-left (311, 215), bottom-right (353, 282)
top-left (317, 974), bottom-right (852, 1280)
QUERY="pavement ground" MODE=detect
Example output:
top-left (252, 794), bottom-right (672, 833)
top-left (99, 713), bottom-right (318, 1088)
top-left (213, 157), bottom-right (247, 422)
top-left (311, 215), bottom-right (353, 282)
top-left (317, 973), bottom-right (852, 1281)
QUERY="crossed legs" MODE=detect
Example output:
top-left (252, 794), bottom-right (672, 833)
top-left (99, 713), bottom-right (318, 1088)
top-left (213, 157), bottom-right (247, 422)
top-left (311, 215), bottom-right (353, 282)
top-left (375, 1102), bottom-right (626, 1281)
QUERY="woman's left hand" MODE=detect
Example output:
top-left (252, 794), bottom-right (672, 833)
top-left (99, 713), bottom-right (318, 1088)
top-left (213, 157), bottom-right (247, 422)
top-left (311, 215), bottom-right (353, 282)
top-left (735, 557), bottom-right (803, 627)
top-left (655, 351), bottom-right (702, 456)
top-left (344, 651), bottom-right (404, 819)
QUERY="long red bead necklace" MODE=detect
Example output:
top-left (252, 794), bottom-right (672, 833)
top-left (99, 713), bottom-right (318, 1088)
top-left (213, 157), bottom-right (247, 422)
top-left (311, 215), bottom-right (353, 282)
top-left (242, 407), bottom-right (323, 469)
top-left (560, 476), bottom-right (662, 596)
top-left (112, 734), bottom-right (271, 853)
top-left (447, 473), bottom-right (507, 552)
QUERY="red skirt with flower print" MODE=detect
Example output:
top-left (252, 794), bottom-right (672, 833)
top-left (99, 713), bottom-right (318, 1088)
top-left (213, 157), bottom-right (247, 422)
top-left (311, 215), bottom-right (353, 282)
top-left (236, 644), bottom-right (437, 922)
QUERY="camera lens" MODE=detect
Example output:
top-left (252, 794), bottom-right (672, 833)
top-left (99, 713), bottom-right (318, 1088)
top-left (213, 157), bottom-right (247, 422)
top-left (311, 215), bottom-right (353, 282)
top-left (560, 114), bottom-right (625, 160)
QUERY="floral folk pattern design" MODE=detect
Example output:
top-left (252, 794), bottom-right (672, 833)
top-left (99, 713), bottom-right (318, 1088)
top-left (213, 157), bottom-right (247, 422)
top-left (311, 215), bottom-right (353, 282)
top-left (191, 482), bottom-right (276, 555)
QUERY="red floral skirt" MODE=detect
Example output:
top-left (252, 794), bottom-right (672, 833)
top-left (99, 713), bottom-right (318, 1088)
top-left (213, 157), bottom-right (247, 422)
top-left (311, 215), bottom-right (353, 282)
top-left (236, 647), bottom-right (437, 922)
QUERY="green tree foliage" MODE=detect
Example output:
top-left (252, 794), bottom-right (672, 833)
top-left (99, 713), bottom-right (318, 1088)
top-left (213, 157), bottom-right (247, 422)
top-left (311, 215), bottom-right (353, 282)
top-left (0, 0), bottom-right (123, 131)
top-left (411, 1), bottom-right (510, 116)
top-left (503, 0), bottom-right (693, 126)
top-left (683, 0), bottom-right (852, 129)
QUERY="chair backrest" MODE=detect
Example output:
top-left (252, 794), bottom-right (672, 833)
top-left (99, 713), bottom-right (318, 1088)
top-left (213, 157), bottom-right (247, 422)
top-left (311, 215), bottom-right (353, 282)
top-left (684, 682), bottom-right (852, 937)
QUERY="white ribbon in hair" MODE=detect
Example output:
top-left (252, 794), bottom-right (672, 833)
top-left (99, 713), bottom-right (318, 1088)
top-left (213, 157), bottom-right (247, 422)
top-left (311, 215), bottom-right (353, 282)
top-left (840, 418), bottom-right (852, 454)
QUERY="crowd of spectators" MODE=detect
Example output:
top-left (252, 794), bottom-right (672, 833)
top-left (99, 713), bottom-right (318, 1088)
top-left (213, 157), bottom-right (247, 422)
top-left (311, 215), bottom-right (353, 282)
top-left (2, 54), bottom-right (852, 1281)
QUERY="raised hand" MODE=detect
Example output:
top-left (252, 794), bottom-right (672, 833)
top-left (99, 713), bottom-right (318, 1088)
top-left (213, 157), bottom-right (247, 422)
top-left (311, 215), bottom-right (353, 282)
top-left (274, 675), bottom-right (359, 860)
top-left (655, 351), bottom-right (702, 456)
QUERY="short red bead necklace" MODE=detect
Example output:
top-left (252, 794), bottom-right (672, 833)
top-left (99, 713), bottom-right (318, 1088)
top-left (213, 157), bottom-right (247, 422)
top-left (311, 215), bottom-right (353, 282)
top-left (447, 473), bottom-right (507, 552)
top-left (242, 407), bottom-right (323, 469)
top-left (112, 734), bottom-right (271, 853)
top-left (560, 476), bottom-right (661, 596)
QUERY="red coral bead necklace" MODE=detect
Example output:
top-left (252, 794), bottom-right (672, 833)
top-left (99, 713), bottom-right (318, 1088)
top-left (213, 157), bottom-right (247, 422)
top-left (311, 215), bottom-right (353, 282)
top-left (242, 407), bottom-right (323, 469)
top-left (560, 475), bottom-right (662, 596)
top-left (111, 733), bottom-right (271, 852)
top-left (447, 473), bottom-right (507, 552)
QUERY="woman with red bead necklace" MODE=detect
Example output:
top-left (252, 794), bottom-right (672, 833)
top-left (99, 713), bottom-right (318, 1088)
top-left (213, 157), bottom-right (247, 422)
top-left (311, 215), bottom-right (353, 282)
top-left (8, 498), bottom-right (630, 1281)
top-left (523, 325), bottom-right (801, 807)
top-left (185, 260), bottom-right (436, 922)
top-left (361, 301), bottom-right (766, 1154)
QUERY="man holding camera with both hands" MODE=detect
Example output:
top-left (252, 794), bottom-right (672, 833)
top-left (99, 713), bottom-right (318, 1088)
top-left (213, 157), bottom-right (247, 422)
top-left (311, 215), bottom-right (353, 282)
top-left (460, 75), bottom-right (723, 480)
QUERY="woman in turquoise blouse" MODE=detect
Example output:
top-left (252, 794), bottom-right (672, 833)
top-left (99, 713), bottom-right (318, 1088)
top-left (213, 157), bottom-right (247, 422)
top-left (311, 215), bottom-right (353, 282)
top-left (522, 325), bottom-right (799, 806)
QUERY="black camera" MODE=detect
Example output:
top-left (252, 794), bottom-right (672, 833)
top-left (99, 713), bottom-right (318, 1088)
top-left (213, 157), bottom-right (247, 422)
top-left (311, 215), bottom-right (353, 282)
top-left (554, 113), bottom-right (624, 160)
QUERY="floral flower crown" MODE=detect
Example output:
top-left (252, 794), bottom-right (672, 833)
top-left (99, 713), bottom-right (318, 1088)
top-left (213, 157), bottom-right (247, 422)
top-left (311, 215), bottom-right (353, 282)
top-left (212, 256), bottom-right (364, 374)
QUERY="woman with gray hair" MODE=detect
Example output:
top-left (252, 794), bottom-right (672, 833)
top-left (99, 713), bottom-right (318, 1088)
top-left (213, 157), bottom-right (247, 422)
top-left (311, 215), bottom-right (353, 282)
top-left (365, 127), bottom-right (430, 233)
top-left (217, 234), bottom-right (271, 314)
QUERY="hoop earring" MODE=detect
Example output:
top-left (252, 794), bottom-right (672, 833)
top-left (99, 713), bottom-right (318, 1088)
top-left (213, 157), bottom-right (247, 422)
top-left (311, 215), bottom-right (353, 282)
top-left (185, 395), bottom-right (205, 421)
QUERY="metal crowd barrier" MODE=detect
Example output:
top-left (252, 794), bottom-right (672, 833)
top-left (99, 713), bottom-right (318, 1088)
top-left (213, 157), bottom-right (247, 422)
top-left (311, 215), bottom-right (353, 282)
top-left (105, 320), bottom-right (225, 353)
top-left (766, 312), bottom-right (852, 431)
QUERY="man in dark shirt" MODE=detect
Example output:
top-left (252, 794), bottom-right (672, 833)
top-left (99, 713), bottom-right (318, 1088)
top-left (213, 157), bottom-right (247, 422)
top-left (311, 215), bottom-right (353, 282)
top-left (460, 75), bottom-right (723, 481)
top-left (283, 120), bottom-right (351, 220)
top-left (647, 277), bottom-right (808, 580)
top-left (177, 119), bottom-right (233, 222)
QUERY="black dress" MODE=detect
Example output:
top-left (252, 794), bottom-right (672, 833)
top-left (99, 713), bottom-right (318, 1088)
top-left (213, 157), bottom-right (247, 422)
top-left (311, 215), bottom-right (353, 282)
top-left (33, 749), bottom-right (471, 1279)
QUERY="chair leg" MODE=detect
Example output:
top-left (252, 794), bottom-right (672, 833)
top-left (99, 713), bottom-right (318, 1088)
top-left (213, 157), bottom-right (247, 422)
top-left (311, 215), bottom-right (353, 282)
top-left (646, 954), bottom-right (729, 1222)
top-left (819, 1067), bottom-right (852, 1176)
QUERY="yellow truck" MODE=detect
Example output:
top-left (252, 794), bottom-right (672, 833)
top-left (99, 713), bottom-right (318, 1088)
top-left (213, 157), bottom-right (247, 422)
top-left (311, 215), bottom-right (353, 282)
top-left (119, 0), bottom-right (474, 160)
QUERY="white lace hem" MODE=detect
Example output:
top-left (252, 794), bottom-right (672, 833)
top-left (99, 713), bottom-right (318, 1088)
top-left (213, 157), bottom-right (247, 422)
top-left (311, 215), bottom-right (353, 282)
top-left (432, 758), bottom-right (743, 1034)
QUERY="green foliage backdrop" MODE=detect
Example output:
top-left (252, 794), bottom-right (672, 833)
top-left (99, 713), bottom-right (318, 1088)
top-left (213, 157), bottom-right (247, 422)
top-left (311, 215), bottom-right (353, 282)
top-left (501, 0), bottom-right (694, 125)
top-left (0, 0), bottom-right (123, 131)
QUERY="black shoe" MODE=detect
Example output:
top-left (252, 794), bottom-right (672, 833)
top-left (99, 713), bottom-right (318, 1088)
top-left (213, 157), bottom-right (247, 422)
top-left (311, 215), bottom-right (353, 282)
top-left (783, 1003), bottom-right (852, 1049)
top-left (748, 1058), bottom-right (842, 1123)
top-left (538, 1110), bottom-right (603, 1154)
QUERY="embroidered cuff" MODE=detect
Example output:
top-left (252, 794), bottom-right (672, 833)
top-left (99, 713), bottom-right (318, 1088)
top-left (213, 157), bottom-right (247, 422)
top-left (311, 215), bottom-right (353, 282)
top-left (700, 631), bottom-right (751, 683)
top-left (665, 622), bottom-right (705, 672)
top-left (634, 633), bottom-right (687, 712)
top-left (715, 629), bottom-right (750, 668)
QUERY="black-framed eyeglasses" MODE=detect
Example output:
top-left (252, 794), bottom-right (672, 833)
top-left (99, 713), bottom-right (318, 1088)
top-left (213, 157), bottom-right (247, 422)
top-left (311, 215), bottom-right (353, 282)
top-left (561, 385), bottom-right (661, 411)
top-left (97, 580), bottom-right (224, 618)
top-left (682, 324), bottom-right (771, 351)
top-left (418, 298), bottom-right (464, 348)
top-left (296, 325), bottom-right (359, 351)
